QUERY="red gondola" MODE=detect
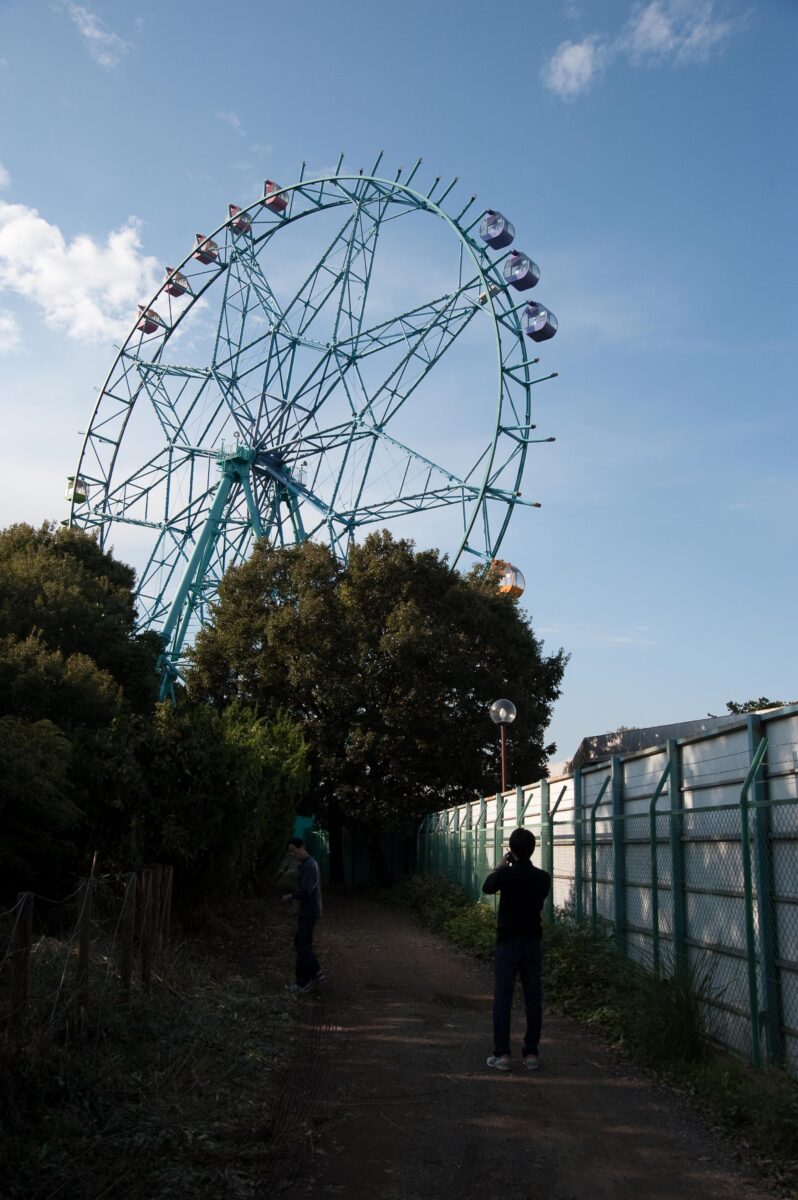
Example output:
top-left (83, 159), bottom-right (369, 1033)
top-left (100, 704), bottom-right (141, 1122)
top-left (164, 268), bottom-right (189, 297)
top-left (229, 204), bottom-right (252, 235)
top-left (263, 179), bottom-right (288, 214)
top-left (137, 306), bottom-right (163, 335)
top-left (193, 234), bottom-right (220, 264)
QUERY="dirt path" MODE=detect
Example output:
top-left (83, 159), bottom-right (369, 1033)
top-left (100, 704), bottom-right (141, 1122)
top-left (259, 892), bottom-right (778, 1200)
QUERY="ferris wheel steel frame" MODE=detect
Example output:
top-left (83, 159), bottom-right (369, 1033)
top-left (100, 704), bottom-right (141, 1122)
top-left (68, 154), bottom-right (558, 697)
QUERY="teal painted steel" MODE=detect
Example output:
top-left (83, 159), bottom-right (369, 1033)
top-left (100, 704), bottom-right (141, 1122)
top-left (546, 785), bottom-right (567, 925)
top-left (739, 736), bottom-right (769, 1068)
top-left (573, 769), bottom-right (584, 923)
top-left (590, 776), bottom-right (611, 946)
top-left (69, 162), bottom-right (559, 695)
top-left (611, 756), bottom-right (626, 955)
top-left (747, 716), bottom-right (784, 1065)
top-left (667, 739), bottom-right (687, 973)
top-left (540, 778), bottom-right (550, 915)
top-left (648, 760), bottom-right (672, 975)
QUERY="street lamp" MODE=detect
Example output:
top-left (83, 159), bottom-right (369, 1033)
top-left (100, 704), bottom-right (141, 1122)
top-left (489, 699), bottom-right (517, 795)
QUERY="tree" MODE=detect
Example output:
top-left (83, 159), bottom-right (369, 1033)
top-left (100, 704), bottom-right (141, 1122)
top-left (0, 523), bottom-right (161, 713)
top-left (724, 698), bottom-right (797, 715)
top-left (188, 532), bottom-right (567, 882)
top-left (130, 701), bottom-right (309, 902)
top-left (0, 715), bottom-right (80, 894)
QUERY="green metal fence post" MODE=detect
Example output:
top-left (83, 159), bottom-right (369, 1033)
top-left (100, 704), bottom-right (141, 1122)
top-left (477, 796), bottom-right (487, 898)
top-left (417, 816), bottom-right (426, 876)
top-left (611, 756), bottom-right (627, 955)
top-left (494, 794), bottom-right (506, 868)
top-left (463, 799), bottom-right (473, 900)
top-left (546, 786), bottom-right (567, 926)
top-left (667, 739), bottom-right (687, 973)
top-left (747, 716), bottom-right (783, 1065)
top-left (590, 776), bottom-right (611, 946)
top-left (540, 777), bottom-right (550, 889)
top-left (453, 805), bottom-right (461, 888)
top-left (516, 784), bottom-right (524, 828)
top-left (648, 760), bottom-right (672, 976)
top-left (740, 736), bottom-right (769, 1068)
top-left (574, 769), bottom-right (584, 923)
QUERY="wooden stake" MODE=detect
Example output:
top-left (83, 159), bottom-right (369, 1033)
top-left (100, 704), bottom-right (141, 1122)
top-left (120, 873), bottom-right (136, 996)
top-left (77, 877), bottom-right (92, 1015)
top-left (8, 892), bottom-right (33, 1041)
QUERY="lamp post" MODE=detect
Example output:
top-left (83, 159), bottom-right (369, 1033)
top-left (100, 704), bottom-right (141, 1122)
top-left (489, 699), bottom-right (517, 794)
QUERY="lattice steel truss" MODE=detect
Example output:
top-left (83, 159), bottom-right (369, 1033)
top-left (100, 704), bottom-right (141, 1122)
top-left (68, 156), bottom-right (558, 696)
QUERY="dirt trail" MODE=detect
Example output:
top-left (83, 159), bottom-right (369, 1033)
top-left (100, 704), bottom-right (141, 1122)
top-left (260, 893), bottom-right (776, 1200)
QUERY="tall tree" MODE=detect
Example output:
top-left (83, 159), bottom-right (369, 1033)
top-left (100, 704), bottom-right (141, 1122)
top-left (188, 532), bottom-right (567, 881)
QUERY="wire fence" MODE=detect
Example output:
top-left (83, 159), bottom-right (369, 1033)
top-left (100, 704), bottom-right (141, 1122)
top-left (0, 864), bottom-right (174, 1044)
top-left (417, 706), bottom-right (798, 1075)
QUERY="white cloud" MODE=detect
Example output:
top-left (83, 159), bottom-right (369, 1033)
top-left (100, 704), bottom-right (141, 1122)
top-left (217, 111), bottom-right (246, 137)
top-left (623, 0), bottom-right (737, 65)
top-left (65, 4), bottom-right (131, 70)
top-left (542, 0), bottom-right (741, 100)
top-left (0, 308), bottom-right (22, 354)
top-left (0, 162), bottom-right (10, 190)
top-left (541, 36), bottom-right (609, 101)
top-left (0, 199), bottom-right (160, 342)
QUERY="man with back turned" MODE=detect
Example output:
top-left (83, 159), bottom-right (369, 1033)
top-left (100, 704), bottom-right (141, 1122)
top-left (482, 826), bottom-right (550, 1072)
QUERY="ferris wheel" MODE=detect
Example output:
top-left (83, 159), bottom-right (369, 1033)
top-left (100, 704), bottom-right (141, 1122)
top-left (66, 154), bottom-right (559, 697)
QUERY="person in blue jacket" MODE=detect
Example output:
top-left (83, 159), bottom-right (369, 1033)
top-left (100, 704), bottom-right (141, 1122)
top-left (482, 826), bottom-right (550, 1071)
top-left (282, 836), bottom-right (325, 993)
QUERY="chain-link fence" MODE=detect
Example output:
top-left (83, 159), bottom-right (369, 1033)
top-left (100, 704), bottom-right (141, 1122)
top-left (418, 706), bottom-right (798, 1074)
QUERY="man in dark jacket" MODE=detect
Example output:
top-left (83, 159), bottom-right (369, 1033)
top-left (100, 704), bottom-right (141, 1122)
top-left (282, 836), bottom-right (325, 993)
top-left (482, 826), bottom-right (550, 1071)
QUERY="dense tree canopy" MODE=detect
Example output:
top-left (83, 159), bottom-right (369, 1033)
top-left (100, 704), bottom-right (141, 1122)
top-left (0, 522), bottom-right (309, 902)
top-left (188, 532), bottom-right (567, 876)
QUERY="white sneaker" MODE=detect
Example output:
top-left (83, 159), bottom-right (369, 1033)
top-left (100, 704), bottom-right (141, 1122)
top-left (523, 1054), bottom-right (539, 1071)
top-left (486, 1055), bottom-right (511, 1072)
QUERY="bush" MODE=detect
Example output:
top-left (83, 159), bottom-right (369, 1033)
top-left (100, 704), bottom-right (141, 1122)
top-left (544, 918), bottom-right (713, 1069)
top-left (383, 875), bottom-right (497, 958)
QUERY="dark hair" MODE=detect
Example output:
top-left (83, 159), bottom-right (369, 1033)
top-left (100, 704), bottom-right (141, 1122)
top-left (509, 827), bottom-right (535, 861)
top-left (287, 836), bottom-right (305, 849)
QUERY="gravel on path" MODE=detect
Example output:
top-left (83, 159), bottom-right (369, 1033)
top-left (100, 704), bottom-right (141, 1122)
top-left (259, 892), bottom-right (778, 1200)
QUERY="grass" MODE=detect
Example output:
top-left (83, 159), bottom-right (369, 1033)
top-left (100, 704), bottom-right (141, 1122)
top-left (0, 895), bottom-right (298, 1200)
top-left (384, 874), bottom-right (798, 1190)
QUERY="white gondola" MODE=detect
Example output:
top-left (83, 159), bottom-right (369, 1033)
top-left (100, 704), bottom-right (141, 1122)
top-left (523, 302), bottom-right (558, 343)
top-left (503, 251), bottom-right (540, 292)
top-left (65, 475), bottom-right (89, 503)
top-left (479, 209), bottom-right (515, 250)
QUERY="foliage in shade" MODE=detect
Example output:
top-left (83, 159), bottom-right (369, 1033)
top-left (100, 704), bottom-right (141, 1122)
top-left (188, 531), bottom-right (567, 853)
top-left (129, 702), bottom-right (309, 902)
top-left (0, 522), bottom-right (309, 903)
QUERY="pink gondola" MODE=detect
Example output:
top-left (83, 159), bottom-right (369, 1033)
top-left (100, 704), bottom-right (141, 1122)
top-left (263, 179), bottom-right (288, 214)
top-left (193, 234), bottom-right (219, 265)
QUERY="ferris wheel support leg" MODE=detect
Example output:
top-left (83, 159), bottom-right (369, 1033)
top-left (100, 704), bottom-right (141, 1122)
top-left (156, 465), bottom-right (237, 699)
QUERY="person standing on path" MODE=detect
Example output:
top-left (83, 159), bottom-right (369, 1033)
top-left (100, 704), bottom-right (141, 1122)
top-left (482, 826), bottom-right (550, 1072)
top-left (282, 836), bottom-right (325, 993)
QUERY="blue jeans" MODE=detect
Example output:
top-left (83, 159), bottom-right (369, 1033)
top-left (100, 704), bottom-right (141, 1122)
top-left (492, 936), bottom-right (542, 1058)
top-left (295, 914), bottom-right (320, 986)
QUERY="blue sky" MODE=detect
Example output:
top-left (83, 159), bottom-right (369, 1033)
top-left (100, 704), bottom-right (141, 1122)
top-left (0, 0), bottom-right (796, 761)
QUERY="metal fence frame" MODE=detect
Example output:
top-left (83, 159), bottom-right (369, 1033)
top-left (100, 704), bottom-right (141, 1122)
top-left (417, 705), bottom-right (798, 1073)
